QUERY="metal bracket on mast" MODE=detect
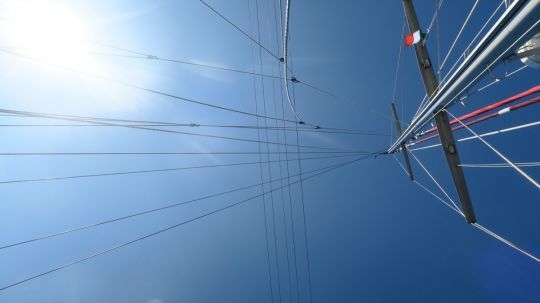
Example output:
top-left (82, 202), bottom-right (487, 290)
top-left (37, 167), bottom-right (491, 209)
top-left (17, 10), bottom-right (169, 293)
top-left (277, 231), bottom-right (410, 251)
top-left (391, 103), bottom-right (414, 181)
top-left (403, 0), bottom-right (477, 223)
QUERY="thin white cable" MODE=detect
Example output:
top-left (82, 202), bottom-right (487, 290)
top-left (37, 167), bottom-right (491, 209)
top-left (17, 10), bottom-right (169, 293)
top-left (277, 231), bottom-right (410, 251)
top-left (400, 156), bottom-right (540, 264)
top-left (393, 154), bottom-right (461, 214)
top-left (472, 223), bottom-right (540, 263)
top-left (393, 154), bottom-right (409, 176)
top-left (413, 179), bottom-right (465, 216)
top-left (392, 21), bottom-right (406, 103)
top-left (460, 162), bottom-right (540, 168)
top-left (446, 109), bottom-right (540, 190)
top-left (409, 120), bottom-right (540, 151)
top-left (413, 177), bottom-right (540, 263)
top-left (414, 95), bottom-right (430, 119)
top-left (475, 65), bottom-right (527, 94)
top-left (439, 1), bottom-right (505, 87)
top-left (409, 151), bottom-right (463, 214)
top-left (439, 0), bottom-right (481, 71)
top-left (426, 0), bottom-right (445, 34)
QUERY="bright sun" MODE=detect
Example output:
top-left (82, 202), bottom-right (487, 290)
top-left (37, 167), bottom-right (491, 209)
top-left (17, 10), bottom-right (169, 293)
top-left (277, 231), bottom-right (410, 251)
top-left (3, 1), bottom-right (94, 71)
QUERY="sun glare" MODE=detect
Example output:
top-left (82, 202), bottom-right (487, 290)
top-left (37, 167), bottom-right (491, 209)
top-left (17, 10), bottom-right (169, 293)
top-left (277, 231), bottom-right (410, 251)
top-left (3, 1), bottom-right (94, 71)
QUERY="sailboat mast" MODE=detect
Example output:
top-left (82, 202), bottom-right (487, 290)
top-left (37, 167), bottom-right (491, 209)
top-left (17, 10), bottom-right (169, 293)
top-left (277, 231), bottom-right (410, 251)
top-left (402, 0), bottom-right (477, 223)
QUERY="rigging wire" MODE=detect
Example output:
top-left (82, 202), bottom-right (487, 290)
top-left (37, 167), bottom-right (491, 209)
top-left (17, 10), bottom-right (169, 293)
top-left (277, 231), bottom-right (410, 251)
top-left (275, 0), bottom-right (302, 299)
top-left (414, 63), bottom-right (527, 124)
top-left (459, 162), bottom-right (540, 168)
top-left (0, 111), bottom-right (384, 135)
top-left (0, 154), bottom-right (376, 292)
top-left (413, 1), bottom-right (505, 120)
top-left (418, 85), bottom-right (540, 137)
top-left (409, 120), bottom-right (540, 151)
top-left (445, 110), bottom-right (540, 190)
top-left (0, 154), bottom-right (363, 186)
top-left (404, 17), bottom-right (540, 145)
top-left (392, 21), bottom-right (406, 104)
top-left (473, 65), bottom-right (527, 95)
top-left (90, 42), bottom-right (282, 79)
top-left (247, 0), bottom-right (275, 301)
top-left (0, 16), bottom-right (361, 114)
top-left (254, 0), bottom-right (283, 300)
top-left (471, 223), bottom-right (540, 263)
top-left (0, 48), bottom-right (301, 125)
top-left (89, 45), bottom-right (337, 103)
top-left (291, 69), bottom-right (313, 303)
top-left (198, 0), bottom-right (281, 61)
top-left (0, 123), bottom-right (389, 135)
top-left (409, 152), bottom-right (463, 214)
top-left (439, 0), bottom-right (481, 72)
top-left (0, 151), bottom-right (370, 156)
top-left (425, 0), bottom-right (444, 35)
top-left (393, 157), bottom-right (540, 263)
top-left (435, 0), bottom-right (441, 81)
top-left (435, 0), bottom-right (505, 89)
top-left (0, 160), bottom-right (339, 251)
top-left (0, 43), bottom-right (282, 80)
top-left (87, 45), bottom-right (339, 106)
top-left (414, 96), bottom-right (540, 145)
top-left (0, 108), bottom-right (348, 151)
top-left (270, 0), bottom-right (295, 299)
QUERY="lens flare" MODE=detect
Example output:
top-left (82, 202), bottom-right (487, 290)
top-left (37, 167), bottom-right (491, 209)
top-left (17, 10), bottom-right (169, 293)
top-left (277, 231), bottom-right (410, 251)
top-left (3, 0), bottom-right (94, 72)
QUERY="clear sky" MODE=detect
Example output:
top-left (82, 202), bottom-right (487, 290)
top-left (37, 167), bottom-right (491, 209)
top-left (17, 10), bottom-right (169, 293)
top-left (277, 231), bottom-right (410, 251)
top-left (0, 0), bottom-right (539, 302)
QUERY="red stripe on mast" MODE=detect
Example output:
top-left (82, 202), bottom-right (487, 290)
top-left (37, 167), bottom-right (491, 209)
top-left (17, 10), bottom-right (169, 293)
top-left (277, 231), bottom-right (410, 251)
top-left (419, 85), bottom-right (540, 136)
top-left (412, 96), bottom-right (540, 145)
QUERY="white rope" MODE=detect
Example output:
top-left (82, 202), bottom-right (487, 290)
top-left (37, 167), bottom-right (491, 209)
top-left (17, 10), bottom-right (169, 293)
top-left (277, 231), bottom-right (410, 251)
top-left (409, 120), bottom-right (540, 151)
top-left (460, 162), bottom-right (540, 168)
top-left (446, 110), bottom-right (540, 190)
top-left (409, 151), bottom-right (463, 214)
top-left (439, 0), bottom-right (481, 72)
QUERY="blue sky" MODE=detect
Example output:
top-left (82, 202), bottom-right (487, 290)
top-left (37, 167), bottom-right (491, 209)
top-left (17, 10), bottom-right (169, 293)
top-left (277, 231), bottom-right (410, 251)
top-left (0, 0), bottom-right (539, 302)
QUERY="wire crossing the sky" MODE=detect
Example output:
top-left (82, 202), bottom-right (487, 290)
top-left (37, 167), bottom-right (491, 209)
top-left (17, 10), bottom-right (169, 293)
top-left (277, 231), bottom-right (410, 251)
top-left (198, 0), bottom-right (281, 61)
top-left (0, 154), bottom-right (365, 185)
top-left (0, 48), bottom-right (302, 125)
top-left (0, 155), bottom-right (375, 292)
top-left (0, 108), bottom-right (356, 152)
top-left (0, 155), bottom-right (369, 252)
